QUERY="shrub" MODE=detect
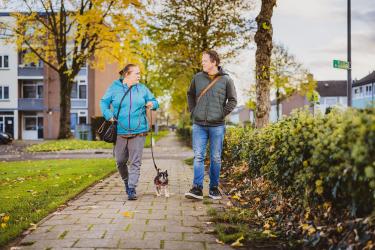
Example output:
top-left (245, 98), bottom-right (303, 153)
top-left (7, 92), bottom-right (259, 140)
top-left (302, 108), bottom-right (375, 216)
top-left (223, 108), bottom-right (375, 216)
top-left (259, 110), bottom-right (324, 197)
top-left (176, 126), bottom-right (192, 146)
top-left (222, 127), bottom-right (252, 168)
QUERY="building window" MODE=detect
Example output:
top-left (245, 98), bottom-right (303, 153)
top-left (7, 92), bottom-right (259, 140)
top-left (70, 111), bottom-right (87, 130)
top-left (79, 116), bottom-right (87, 124)
top-left (0, 55), bottom-right (9, 69)
top-left (79, 85), bottom-right (87, 99)
top-left (365, 85), bottom-right (372, 96)
top-left (22, 82), bottom-right (43, 98)
top-left (71, 80), bottom-right (87, 99)
top-left (78, 111), bottom-right (87, 125)
top-left (0, 86), bottom-right (10, 100)
top-left (25, 117), bottom-right (37, 130)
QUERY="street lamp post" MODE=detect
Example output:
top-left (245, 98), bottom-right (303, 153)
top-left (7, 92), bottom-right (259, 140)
top-left (347, 0), bottom-right (352, 107)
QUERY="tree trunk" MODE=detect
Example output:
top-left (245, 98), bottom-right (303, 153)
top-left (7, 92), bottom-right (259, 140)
top-left (58, 75), bottom-right (73, 139)
top-left (254, 0), bottom-right (277, 128)
top-left (276, 87), bottom-right (280, 120)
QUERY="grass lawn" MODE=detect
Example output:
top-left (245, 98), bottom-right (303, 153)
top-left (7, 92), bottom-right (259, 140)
top-left (26, 131), bottom-right (169, 152)
top-left (0, 159), bottom-right (117, 247)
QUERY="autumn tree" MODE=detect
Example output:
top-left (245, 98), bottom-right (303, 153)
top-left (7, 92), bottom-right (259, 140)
top-left (149, 0), bottom-right (255, 122)
top-left (271, 43), bottom-right (302, 120)
top-left (271, 44), bottom-right (321, 120)
top-left (0, 0), bottom-right (144, 138)
top-left (254, 0), bottom-right (277, 128)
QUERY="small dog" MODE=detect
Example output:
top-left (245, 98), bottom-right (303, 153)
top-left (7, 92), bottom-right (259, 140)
top-left (154, 169), bottom-right (169, 197)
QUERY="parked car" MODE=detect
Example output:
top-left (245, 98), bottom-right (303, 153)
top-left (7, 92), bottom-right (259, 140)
top-left (0, 132), bottom-right (13, 145)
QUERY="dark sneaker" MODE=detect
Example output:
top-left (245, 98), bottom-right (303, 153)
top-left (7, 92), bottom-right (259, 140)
top-left (209, 187), bottom-right (222, 200)
top-left (127, 188), bottom-right (137, 200)
top-left (185, 186), bottom-right (203, 200)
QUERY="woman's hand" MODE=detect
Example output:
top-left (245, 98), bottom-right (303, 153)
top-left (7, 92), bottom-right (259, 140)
top-left (146, 101), bottom-right (153, 109)
top-left (109, 117), bottom-right (115, 122)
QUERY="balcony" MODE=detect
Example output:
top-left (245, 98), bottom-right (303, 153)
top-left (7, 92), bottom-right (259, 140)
top-left (18, 98), bottom-right (44, 111)
top-left (18, 67), bottom-right (44, 77)
top-left (71, 99), bottom-right (87, 108)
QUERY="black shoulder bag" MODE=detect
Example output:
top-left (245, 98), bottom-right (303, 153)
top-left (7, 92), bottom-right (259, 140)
top-left (97, 86), bottom-right (132, 143)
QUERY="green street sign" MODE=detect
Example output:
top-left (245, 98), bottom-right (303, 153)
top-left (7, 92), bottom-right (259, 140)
top-left (333, 59), bottom-right (349, 70)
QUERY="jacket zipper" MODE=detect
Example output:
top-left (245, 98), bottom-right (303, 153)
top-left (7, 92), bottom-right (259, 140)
top-left (129, 88), bottom-right (132, 129)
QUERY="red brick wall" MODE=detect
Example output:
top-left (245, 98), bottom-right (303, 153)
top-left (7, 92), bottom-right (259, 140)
top-left (88, 63), bottom-right (119, 119)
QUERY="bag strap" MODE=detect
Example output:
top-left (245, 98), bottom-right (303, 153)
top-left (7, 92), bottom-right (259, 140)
top-left (196, 76), bottom-right (221, 103)
top-left (114, 85), bottom-right (133, 120)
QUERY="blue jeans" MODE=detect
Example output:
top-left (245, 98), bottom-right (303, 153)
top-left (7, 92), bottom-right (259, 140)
top-left (192, 124), bottom-right (225, 189)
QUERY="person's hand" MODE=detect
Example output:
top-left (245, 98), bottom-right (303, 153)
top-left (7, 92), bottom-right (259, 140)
top-left (146, 101), bottom-right (153, 109)
top-left (109, 117), bottom-right (115, 122)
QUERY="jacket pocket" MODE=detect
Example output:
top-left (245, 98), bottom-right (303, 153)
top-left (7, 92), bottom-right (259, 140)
top-left (193, 105), bottom-right (206, 122)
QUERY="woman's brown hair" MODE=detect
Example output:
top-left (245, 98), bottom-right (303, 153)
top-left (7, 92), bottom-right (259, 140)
top-left (119, 64), bottom-right (138, 76)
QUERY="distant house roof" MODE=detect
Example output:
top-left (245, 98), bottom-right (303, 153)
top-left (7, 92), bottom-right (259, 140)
top-left (353, 71), bottom-right (375, 87)
top-left (316, 80), bottom-right (347, 97)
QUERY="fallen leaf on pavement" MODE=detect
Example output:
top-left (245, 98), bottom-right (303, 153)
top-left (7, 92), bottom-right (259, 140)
top-left (231, 235), bottom-right (244, 247)
top-left (121, 211), bottom-right (133, 218)
top-left (216, 239), bottom-right (224, 244)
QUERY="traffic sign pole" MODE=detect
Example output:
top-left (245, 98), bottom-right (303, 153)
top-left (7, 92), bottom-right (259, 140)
top-left (347, 0), bottom-right (352, 107)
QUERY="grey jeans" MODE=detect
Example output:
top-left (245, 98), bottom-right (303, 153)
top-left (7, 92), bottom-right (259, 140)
top-left (114, 135), bottom-right (146, 189)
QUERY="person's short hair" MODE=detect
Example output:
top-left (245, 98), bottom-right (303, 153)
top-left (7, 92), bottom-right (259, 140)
top-left (203, 50), bottom-right (220, 66)
top-left (119, 64), bottom-right (138, 76)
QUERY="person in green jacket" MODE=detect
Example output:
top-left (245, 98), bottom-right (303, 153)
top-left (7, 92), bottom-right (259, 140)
top-left (185, 50), bottom-right (237, 200)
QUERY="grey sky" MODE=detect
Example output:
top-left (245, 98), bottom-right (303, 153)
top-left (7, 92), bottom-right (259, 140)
top-left (228, 0), bottom-right (375, 105)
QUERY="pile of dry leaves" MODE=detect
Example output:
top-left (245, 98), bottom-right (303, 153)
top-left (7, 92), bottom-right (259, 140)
top-left (215, 162), bottom-right (375, 249)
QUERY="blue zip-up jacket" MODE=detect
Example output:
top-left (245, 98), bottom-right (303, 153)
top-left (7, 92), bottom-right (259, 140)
top-left (100, 79), bottom-right (159, 135)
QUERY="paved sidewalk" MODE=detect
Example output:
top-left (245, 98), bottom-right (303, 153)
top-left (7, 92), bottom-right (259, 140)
top-left (12, 133), bottom-right (232, 250)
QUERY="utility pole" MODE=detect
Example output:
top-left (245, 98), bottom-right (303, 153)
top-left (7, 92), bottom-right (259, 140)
top-left (347, 0), bottom-right (352, 107)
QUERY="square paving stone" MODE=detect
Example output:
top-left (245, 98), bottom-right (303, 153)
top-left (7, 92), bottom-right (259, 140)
top-left (118, 239), bottom-right (161, 249)
top-left (74, 238), bottom-right (119, 248)
top-left (144, 232), bottom-right (182, 241)
top-left (163, 240), bottom-right (205, 250)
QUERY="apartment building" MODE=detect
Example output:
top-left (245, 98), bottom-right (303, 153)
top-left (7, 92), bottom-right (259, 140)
top-left (0, 13), bottom-right (18, 139)
top-left (0, 12), bottom-right (119, 140)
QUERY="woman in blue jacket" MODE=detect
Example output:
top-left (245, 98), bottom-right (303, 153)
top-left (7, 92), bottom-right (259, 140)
top-left (100, 64), bottom-right (159, 200)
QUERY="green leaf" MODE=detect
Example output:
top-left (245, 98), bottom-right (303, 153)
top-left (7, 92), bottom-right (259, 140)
top-left (365, 166), bottom-right (375, 178)
top-left (262, 22), bottom-right (270, 30)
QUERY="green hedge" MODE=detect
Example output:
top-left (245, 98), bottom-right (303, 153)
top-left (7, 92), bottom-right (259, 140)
top-left (176, 126), bottom-right (192, 146)
top-left (223, 108), bottom-right (375, 217)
